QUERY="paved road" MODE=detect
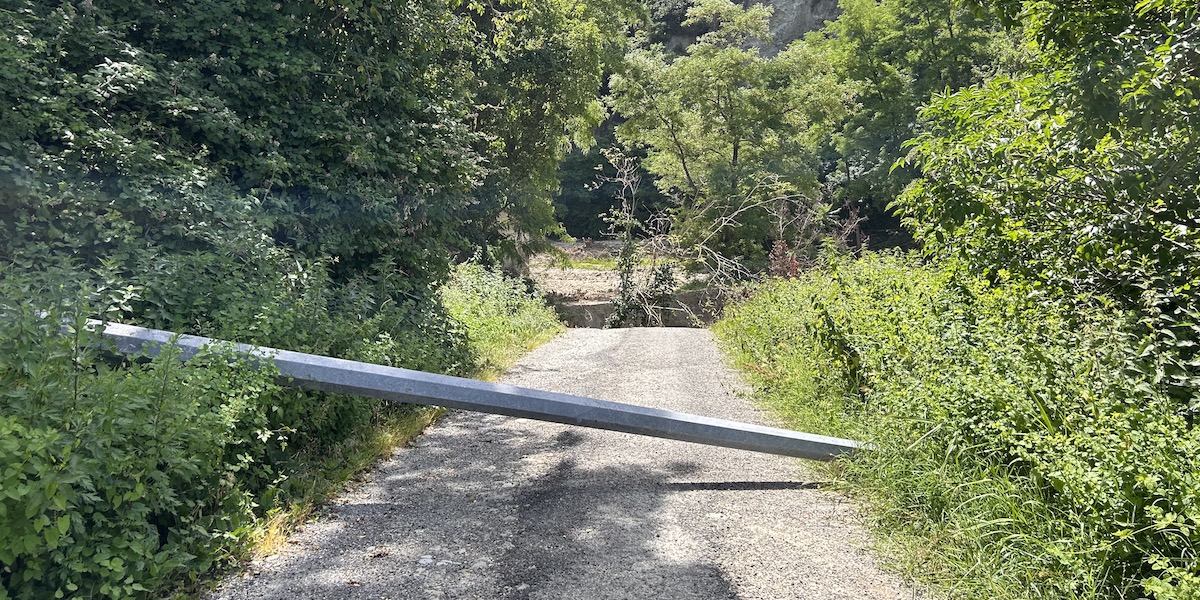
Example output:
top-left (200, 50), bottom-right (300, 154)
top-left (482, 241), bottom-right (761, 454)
top-left (210, 328), bottom-right (912, 600)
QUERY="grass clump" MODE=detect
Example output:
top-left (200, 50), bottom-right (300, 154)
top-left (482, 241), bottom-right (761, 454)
top-left (714, 252), bottom-right (1200, 600)
top-left (552, 255), bottom-right (622, 270)
top-left (249, 404), bottom-right (442, 558)
top-left (442, 262), bottom-right (565, 379)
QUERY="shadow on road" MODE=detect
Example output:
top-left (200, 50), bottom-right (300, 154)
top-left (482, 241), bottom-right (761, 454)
top-left (212, 412), bottom-right (770, 600)
top-left (499, 457), bottom-right (741, 600)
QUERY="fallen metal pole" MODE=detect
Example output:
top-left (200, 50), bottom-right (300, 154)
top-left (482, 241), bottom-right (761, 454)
top-left (92, 320), bottom-right (863, 461)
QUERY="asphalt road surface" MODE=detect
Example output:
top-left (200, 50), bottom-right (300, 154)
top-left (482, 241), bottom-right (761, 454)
top-left (209, 328), bottom-right (913, 600)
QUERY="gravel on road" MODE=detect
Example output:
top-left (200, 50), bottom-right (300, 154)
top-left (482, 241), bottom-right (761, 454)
top-left (208, 327), bottom-right (914, 600)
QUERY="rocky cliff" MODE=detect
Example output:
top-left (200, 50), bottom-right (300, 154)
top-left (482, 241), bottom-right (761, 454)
top-left (654, 0), bottom-right (841, 53)
top-left (766, 0), bottom-right (840, 48)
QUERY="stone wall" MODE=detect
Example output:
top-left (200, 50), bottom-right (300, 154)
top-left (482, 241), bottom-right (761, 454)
top-left (553, 289), bottom-right (728, 328)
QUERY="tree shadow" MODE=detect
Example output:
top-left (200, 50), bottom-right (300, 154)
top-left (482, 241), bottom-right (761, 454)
top-left (209, 412), bottom-right (745, 600)
top-left (497, 457), bottom-right (741, 600)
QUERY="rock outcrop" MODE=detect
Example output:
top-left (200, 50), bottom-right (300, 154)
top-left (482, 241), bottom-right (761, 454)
top-left (654, 0), bottom-right (841, 53)
top-left (765, 0), bottom-right (840, 48)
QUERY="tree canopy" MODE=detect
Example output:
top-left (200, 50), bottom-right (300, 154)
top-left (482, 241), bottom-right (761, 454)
top-left (805, 0), bottom-right (1019, 212)
top-left (463, 0), bottom-right (640, 260)
top-left (899, 0), bottom-right (1200, 409)
top-left (0, 0), bottom-right (635, 293)
top-left (609, 0), bottom-right (850, 268)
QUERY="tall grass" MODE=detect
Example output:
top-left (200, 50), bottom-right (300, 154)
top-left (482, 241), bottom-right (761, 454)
top-left (715, 252), bottom-right (1200, 600)
top-left (442, 262), bottom-right (565, 379)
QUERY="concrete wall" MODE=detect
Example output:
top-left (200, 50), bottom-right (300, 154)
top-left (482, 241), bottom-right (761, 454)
top-left (554, 289), bottom-right (728, 328)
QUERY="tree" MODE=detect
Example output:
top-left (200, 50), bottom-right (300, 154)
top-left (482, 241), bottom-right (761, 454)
top-left (608, 0), bottom-right (850, 270)
top-left (0, 0), bottom-right (488, 293)
top-left (796, 0), bottom-right (1019, 217)
top-left (553, 126), bottom-right (669, 239)
top-left (461, 0), bottom-right (641, 263)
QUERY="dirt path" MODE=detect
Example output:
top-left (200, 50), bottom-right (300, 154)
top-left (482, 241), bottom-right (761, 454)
top-left (209, 328), bottom-right (913, 600)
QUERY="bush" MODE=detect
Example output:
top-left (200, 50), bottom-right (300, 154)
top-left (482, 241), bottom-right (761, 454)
top-left (715, 252), bottom-right (1200, 599)
top-left (441, 263), bottom-right (563, 377)
top-left (897, 2), bottom-right (1200, 419)
top-left (125, 245), bottom-right (477, 472)
top-left (0, 258), bottom-right (561, 599)
top-left (0, 278), bottom-right (281, 599)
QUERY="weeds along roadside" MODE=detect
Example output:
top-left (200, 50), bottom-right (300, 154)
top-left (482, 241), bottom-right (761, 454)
top-left (441, 263), bottom-right (565, 381)
top-left (713, 251), bottom-right (1200, 600)
top-left (256, 263), bottom-right (564, 567)
top-left (0, 262), bottom-right (563, 600)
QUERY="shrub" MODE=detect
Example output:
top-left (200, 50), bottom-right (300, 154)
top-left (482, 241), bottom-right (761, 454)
top-left (0, 258), bottom-right (524, 599)
top-left (441, 263), bottom-right (563, 377)
top-left (0, 253), bottom-right (562, 599)
top-left (0, 277), bottom-right (281, 599)
top-left (716, 252), bottom-right (1200, 599)
top-left (897, 2), bottom-right (1200, 419)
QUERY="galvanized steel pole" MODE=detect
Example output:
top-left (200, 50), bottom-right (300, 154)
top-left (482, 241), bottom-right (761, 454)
top-left (93, 320), bottom-right (863, 461)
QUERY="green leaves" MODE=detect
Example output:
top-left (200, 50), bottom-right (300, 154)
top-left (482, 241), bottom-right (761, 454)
top-left (0, 12), bottom-right (578, 594)
top-left (897, 1), bottom-right (1200, 413)
top-left (0, 284), bottom-right (282, 598)
top-left (0, 270), bottom-right (494, 599)
top-left (0, 0), bottom-right (488, 289)
top-left (717, 253), bottom-right (1200, 599)
top-left (609, 0), bottom-right (846, 266)
top-left (791, 0), bottom-right (1020, 215)
top-left (440, 262), bottom-right (564, 375)
top-left (463, 0), bottom-right (639, 262)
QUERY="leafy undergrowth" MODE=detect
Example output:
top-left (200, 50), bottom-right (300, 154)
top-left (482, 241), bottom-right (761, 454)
top-left (714, 252), bottom-right (1199, 600)
top-left (235, 263), bottom-right (563, 566)
top-left (251, 264), bottom-right (560, 569)
top-left (0, 265), bottom-right (562, 600)
top-left (442, 263), bottom-right (565, 380)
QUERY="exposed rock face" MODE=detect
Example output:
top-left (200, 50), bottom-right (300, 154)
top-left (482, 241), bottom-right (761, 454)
top-left (655, 0), bottom-right (841, 54)
top-left (766, 0), bottom-right (840, 48)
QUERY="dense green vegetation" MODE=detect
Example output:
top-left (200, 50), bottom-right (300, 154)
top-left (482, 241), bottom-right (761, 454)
top-left (609, 0), bottom-right (843, 267)
top-left (899, 0), bottom-right (1200, 407)
top-left (801, 0), bottom-right (1020, 216)
top-left (595, 0), bottom-right (1018, 272)
top-left (0, 264), bottom-right (562, 599)
top-left (718, 254), bottom-right (1198, 598)
top-left (3, 0), bottom-right (1196, 596)
top-left (441, 263), bottom-right (565, 378)
top-left (718, 1), bottom-right (1199, 599)
top-left (464, 0), bottom-right (640, 259)
top-left (0, 0), bottom-right (592, 596)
